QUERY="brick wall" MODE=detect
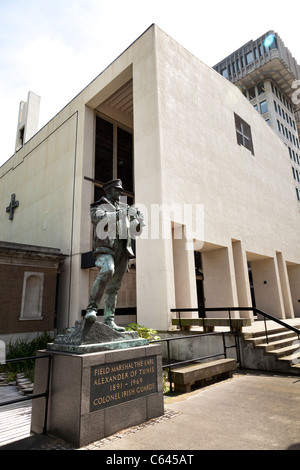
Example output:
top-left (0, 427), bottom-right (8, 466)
top-left (0, 264), bottom-right (58, 335)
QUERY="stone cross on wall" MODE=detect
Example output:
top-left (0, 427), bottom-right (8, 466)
top-left (6, 194), bottom-right (19, 220)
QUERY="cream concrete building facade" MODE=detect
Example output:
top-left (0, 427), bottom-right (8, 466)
top-left (1, 24), bottom-right (300, 335)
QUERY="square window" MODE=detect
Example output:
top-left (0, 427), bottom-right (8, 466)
top-left (234, 113), bottom-right (254, 155)
top-left (245, 51), bottom-right (254, 65)
top-left (260, 100), bottom-right (268, 114)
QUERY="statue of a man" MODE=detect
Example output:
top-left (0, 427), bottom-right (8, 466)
top-left (85, 179), bottom-right (144, 331)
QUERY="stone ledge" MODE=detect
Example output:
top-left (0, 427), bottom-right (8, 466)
top-left (47, 337), bottom-right (148, 354)
top-left (172, 317), bottom-right (251, 331)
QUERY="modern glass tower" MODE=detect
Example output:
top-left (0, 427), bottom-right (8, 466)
top-left (213, 31), bottom-right (300, 206)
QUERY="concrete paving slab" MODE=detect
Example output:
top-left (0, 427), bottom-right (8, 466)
top-left (80, 370), bottom-right (300, 451)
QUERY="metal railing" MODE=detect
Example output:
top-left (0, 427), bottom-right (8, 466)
top-left (163, 306), bottom-right (300, 392)
top-left (171, 306), bottom-right (300, 344)
top-left (253, 308), bottom-right (300, 344)
top-left (150, 330), bottom-right (239, 392)
top-left (0, 353), bottom-right (52, 434)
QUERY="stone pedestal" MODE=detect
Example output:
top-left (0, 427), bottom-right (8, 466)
top-left (31, 343), bottom-right (164, 448)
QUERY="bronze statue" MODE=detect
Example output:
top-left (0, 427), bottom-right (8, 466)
top-left (85, 179), bottom-right (144, 331)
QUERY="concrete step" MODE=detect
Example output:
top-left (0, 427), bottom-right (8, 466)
top-left (243, 324), bottom-right (300, 340)
top-left (241, 322), bottom-right (300, 375)
top-left (278, 351), bottom-right (300, 367)
top-left (245, 330), bottom-right (298, 346)
top-left (266, 342), bottom-right (300, 358)
top-left (255, 335), bottom-right (299, 352)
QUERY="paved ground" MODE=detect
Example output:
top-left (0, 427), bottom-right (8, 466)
top-left (1, 369), bottom-right (300, 451)
top-left (0, 385), bottom-right (32, 447)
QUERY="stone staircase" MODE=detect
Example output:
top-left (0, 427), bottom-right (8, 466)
top-left (240, 323), bottom-right (300, 375)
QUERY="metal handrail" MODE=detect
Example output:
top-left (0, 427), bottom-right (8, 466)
top-left (253, 307), bottom-right (300, 343)
top-left (0, 353), bottom-right (52, 434)
top-left (170, 307), bottom-right (300, 344)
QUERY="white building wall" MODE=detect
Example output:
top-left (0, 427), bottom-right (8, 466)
top-left (1, 25), bottom-right (300, 331)
top-left (133, 26), bottom-right (300, 328)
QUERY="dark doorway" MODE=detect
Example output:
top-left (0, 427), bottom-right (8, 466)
top-left (247, 262), bottom-right (256, 308)
top-left (194, 251), bottom-right (205, 316)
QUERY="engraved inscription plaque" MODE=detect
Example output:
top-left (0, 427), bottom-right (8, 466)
top-left (90, 356), bottom-right (158, 412)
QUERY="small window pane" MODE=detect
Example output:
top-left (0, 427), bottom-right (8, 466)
top-left (257, 82), bottom-right (265, 95)
top-left (245, 51), bottom-right (254, 65)
top-left (260, 100), bottom-right (268, 114)
top-left (221, 68), bottom-right (228, 79)
top-left (248, 87), bottom-right (256, 99)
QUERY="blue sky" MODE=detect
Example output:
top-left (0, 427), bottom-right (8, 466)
top-left (1, 0), bottom-right (300, 166)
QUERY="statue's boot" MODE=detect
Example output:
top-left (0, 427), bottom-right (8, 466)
top-left (85, 275), bottom-right (111, 323)
top-left (103, 293), bottom-right (125, 332)
top-left (104, 319), bottom-right (125, 332)
top-left (85, 310), bottom-right (97, 322)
